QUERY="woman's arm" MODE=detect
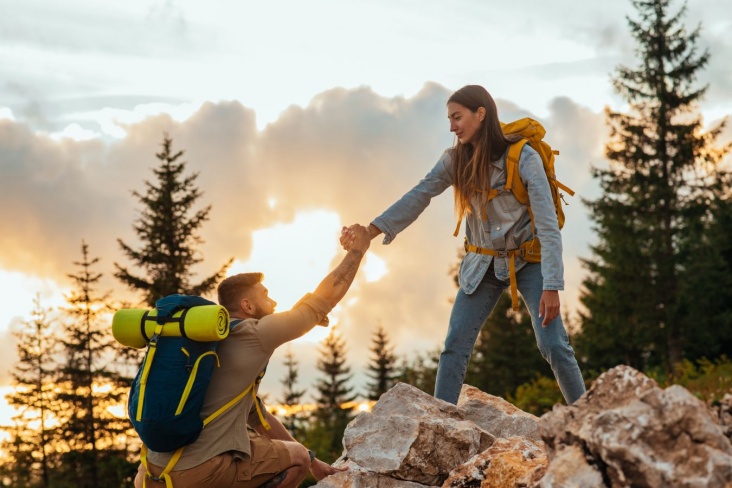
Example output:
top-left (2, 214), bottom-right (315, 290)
top-left (370, 150), bottom-right (453, 245)
top-left (519, 147), bottom-right (564, 325)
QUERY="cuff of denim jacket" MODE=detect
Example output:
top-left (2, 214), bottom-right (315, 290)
top-left (543, 281), bottom-right (564, 291)
top-left (371, 219), bottom-right (394, 245)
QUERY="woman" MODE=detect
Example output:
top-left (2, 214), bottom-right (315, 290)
top-left (342, 85), bottom-right (585, 405)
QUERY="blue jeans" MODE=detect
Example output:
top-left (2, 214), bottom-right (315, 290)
top-left (434, 262), bottom-right (586, 405)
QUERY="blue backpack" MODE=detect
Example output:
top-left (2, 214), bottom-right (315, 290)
top-left (113, 294), bottom-right (269, 487)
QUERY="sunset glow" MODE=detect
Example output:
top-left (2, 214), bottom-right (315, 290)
top-left (227, 210), bottom-right (342, 311)
top-left (2, 1), bottom-right (731, 475)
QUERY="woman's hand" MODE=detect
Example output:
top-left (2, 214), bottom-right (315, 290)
top-left (539, 290), bottom-right (560, 327)
top-left (340, 224), bottom-right (381, 251)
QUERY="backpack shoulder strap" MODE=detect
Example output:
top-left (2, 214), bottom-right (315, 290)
top-left (505, 139), bottom-right (530, 205)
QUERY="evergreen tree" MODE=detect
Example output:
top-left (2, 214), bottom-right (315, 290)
top-left (679, 170), bottom-right (732, 360)
top-left (115, 134), bottom-right (232, 306)
top-left (55, 241), bottom-right (136, 488)
top-left (3, 295), bottom-right (57, 487)
top-left (577, 0), bottom-right (730, 372)
top-left (307, 329), bottom-right (356, 462)
top-left (364, 324), bottom-right (398, 400)
top-left (0, 421), bottom-right (37, 488)
top-left (278, 348), bottom-right (307, 436)
top-left (395, 347), bottom-right (441, 395)
top-left (464, 292), bottom-right (553, 398)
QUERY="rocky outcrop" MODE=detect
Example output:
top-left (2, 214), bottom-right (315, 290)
top-left (314, 366), bottom-right (732, 488)
top-left (715, 393), bottom-right (732, 443)
top-left (441, 437), bottom-right (547, 488)
top-left (539, 365), bottom-right (732, 487)
top-left (337, 383), bottom-right (494, 486)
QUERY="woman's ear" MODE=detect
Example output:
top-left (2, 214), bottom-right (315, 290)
top-left (477, 107), bottom-right (486, 122)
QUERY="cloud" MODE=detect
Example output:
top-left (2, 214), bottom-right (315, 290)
top-left (0, 84), bottom-right (619, 397)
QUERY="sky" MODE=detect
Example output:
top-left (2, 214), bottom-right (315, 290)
top-left (1, 0), bottom-right (731, 420)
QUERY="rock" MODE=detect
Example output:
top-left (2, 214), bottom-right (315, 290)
top-left (539, 365), bottom-right (732, 487)
top-left (442, 437), bottom-right (547, 488)
top-left (534, 444), bottom-right (605, 487)
top-left (316, 460), bottom-right (433, 488)
top-left (457, 385), bottom-right (542, 442)
top-left (715, 393), bottom-right (732, 443)
top-left (341, 383), bottom-right (495, 486)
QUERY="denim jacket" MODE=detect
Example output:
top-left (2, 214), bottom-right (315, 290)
top-left (372, 145), bottom-right (564, 295)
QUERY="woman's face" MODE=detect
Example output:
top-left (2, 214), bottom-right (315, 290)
top-left (447, 102), bottom-right (485, 145)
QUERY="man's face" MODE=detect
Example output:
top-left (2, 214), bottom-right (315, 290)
top-left (245, 282), bottom-right (277, 319)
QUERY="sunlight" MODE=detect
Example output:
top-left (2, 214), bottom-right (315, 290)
top-left (0, 107), bottom-right (13, 121)
top-left (0, 270), bottom-right (68, 333)
top-left (362, 252), bottom-right (388, 282)
top-left (227, 210), bottom-right (343, 341)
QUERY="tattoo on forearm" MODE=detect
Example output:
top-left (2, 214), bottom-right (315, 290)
top-left (333, 250), bottom-right (363, 287)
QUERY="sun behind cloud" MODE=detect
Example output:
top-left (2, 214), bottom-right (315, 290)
top-left (226, 209), bottom-right (388, 342)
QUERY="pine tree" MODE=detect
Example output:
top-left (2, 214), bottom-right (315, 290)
top-left (577, 0), bottom-right (730, 372)
top-left (55, 241), bottom-right (135, 488)
top-left (308, 329), bottom-right (356, 462)
top-left (115, 134), bottom-right (232, 306)
top-left (3, 295), bottom-right (57, 487)
top-left (464, 292), bottom-right (553, 398)
top-left (278, 348), bottom-right (307, 436)
top-left (0, 421), bottom-right (37, 488)
top-left (679, 170), bottom-right (732, 360)
top-left (364, 324), bottom-right (397, 400)
top-left (395, 347), bottom-right (441, 395)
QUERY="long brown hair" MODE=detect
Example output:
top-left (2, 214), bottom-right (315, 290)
top-left (448, 85), bottom-right (517, 221)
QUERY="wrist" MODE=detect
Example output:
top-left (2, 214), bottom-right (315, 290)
top-left (368, 224), bottom-right (381, 239)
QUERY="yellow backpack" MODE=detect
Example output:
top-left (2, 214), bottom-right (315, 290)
top-left (458, 117), bottom-right (574, 310)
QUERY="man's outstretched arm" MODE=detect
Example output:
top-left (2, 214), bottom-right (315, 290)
top-left (256, 225), bottom-right (371, 349)
top-left (312, 224), bottom-right (370, 308)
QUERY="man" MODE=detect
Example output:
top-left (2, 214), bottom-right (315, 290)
top-left (135, 224), bottom-right (372, 488)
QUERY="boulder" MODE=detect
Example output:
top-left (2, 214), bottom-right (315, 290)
top-left (319, 460), bottom-right (432, 488)
top-left (539, 365), bottom-right (732, 487)
top-left (442, 437), bottom-right (547, 488)
top-left (457, 385), bottom-right (542, 442)
top-left (339, 383), bottom-right (494, 486)
top-left (314, 369), bottom-right (732, 488)
top-left (715, 393), bottom-right (732, 443)
top-left (533, 444), bottom-right (605, 488)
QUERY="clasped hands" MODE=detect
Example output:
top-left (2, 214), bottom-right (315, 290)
top-left (339, 224), bottom-right (372, 253)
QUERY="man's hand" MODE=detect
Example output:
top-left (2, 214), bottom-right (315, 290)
top-left (310, 458), bottom-right (347, 481)
top-left (340, 224), bottom-right (371, 253)
top-left (341, 223), bottom-right (381, 251)
top-left (538, 290), bottom-right (560, 327)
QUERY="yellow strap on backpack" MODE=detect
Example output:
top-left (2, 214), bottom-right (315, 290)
top-left (453, 118), bottom-right (575, 302)
top-left (464, 238), bottom-right (540, 311)
top-left (140, 370), bottom-right (270, 487)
